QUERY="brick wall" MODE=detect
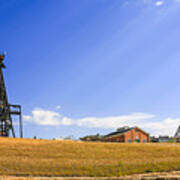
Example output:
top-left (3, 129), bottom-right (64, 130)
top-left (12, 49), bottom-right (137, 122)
top-left (103, 127), bottom-right (149, 143)
top-left (124, 128), bottom-right (149, 143)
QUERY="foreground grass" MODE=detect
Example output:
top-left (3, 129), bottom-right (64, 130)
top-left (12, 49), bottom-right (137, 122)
top-left (0, 138), bottom-right (180, 177)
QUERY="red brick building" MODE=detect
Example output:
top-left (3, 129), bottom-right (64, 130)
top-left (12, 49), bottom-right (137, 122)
top-left (103, 126), bottom-right (149, 143)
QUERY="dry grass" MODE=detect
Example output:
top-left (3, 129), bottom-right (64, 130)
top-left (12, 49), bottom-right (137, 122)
top-left (0, 138), bottom-right (180, 177)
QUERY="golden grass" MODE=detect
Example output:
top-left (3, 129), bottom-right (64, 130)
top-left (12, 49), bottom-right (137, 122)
top-left (0, 138), bottom-right (180, 177)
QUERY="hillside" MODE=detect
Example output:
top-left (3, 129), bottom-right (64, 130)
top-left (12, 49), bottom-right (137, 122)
top-left (0, 138), bottom-right (180, 177)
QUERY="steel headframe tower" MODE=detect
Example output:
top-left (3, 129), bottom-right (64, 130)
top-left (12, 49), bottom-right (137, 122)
top-left (0, 53), bottom-right (23, 138)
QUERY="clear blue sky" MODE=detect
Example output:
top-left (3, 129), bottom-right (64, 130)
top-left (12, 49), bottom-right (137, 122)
top-left (1, 0), bottom-right (180, 139)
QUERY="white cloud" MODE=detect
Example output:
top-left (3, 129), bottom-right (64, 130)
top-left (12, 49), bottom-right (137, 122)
top-left (24, 108), bottom-right (62, 126)
top-left (143, 0), bottom-right (164, 6)
top-left (76, 113), bottom-right (155, 129)
top-left (55, 105), bottom-right (61, 110)
top-left (139, 118), bottom-right (180, 136)
top-left (155, 1), bottom-right (164, 6)
top-left (61, 117), bottom-right (74, 126)
top-left (23, 108), bottom-right (179, 136)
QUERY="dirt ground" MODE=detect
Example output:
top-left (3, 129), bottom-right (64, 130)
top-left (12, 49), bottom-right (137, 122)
top-left (1, 171), bottom-right (180, 180)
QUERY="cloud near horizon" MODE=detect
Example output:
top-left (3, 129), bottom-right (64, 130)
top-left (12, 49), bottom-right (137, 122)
top-left (155, 1), bottom-right (164, 6)
top-left (23, 108), bottom-right (179, 136)
top-left (143, 0), bottom-right (180, 6)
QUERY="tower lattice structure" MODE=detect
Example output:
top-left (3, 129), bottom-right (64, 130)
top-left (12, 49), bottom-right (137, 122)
top-left (0, 53), bottom-right (23, 138)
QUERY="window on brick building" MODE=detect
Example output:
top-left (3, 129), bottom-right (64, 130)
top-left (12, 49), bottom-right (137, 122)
top-left (135, 139), bottom-right (140, 143)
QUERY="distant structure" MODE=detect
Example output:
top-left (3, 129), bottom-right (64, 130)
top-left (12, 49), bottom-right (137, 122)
top-left (174, 126), bottom-right (180, 142)
top-left (150, 136), bottom-right (159, 143)
top-left (158, 136), bottom-right (173, 143)
top-left (150, 136), bottom-right (173, 143)
top-left (103, 126), bottom-right (149, 143)
top-left (80, 133), bottom-right (103, 142)
top-left (0, 53), bottom-right (23, 138)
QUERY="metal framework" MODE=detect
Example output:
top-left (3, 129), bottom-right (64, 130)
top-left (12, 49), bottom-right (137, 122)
top-left (0, 53), bottom-right (23, 138)
top-left (174, 126), bottom-right (180, 142)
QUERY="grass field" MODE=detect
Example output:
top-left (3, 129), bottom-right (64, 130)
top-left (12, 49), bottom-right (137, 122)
top-left (0, 138), bottom-right (180, 177)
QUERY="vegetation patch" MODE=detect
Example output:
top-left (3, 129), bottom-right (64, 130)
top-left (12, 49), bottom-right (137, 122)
top-left (0, 138), bottom-right (180, 177)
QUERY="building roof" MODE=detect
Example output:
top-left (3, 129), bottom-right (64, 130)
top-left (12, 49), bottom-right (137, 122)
top-left (104, 127), bottom-right (133, 137)
top-left (104, 126), bottom-right (149, 138)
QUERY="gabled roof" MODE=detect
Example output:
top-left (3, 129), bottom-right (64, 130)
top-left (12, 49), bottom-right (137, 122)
top-left (104, 126), bottom-right (149, 138)
top-left (104, 127), bottom-right (133, 137)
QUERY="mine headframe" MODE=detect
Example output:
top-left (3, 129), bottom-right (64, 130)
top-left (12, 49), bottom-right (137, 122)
top-left (0, 53), bottom-right (23, 138)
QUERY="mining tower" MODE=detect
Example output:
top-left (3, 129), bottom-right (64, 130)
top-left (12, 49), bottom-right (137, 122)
top-left (0, 53), bottom-right (23, 138)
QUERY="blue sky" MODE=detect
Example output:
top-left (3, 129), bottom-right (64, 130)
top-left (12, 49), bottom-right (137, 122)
top-left (1, 0), bottom-right (180, 139)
